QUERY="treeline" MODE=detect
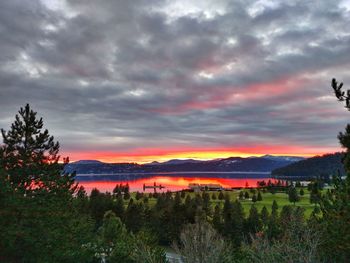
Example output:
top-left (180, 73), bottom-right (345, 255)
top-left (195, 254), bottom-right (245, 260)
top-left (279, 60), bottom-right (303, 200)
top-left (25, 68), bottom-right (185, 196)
top-left (1, 104), bottom-right (350, 263)
top-left (271, 152), bottom-right (345, 179)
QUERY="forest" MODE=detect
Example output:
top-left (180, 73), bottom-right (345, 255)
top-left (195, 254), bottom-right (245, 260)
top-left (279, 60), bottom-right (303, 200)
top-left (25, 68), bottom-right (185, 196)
top-left (1, 79), bottom-right (350, 263)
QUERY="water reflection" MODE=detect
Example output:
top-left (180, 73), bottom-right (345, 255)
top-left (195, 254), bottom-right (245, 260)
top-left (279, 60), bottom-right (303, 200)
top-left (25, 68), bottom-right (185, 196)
top-left (76, 173), bottom-right (274, 193)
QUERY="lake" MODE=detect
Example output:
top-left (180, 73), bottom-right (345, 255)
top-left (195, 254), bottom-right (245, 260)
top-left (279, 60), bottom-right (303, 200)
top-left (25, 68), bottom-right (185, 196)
top-left (75, 172), bottom-right (275, 193)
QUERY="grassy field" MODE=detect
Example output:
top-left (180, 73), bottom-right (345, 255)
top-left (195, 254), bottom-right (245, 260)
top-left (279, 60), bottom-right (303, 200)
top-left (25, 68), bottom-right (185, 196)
top-left (128, 188), bottom-right (318, 217)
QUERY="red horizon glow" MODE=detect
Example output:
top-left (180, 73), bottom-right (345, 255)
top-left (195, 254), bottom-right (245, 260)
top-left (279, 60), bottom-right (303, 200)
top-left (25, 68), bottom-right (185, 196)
top-left (62, 145), bottom-right (340, 164)
top-left (78, 176), bottom-right (279, 193)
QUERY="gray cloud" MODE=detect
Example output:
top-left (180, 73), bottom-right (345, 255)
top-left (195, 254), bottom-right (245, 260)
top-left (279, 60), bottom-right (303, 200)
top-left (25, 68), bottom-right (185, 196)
top-left (1, 0), bottom-right (350, 160)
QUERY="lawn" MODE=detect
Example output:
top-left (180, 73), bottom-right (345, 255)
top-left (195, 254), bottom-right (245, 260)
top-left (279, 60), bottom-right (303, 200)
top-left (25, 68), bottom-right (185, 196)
top-left (127, 188), bottom-right (319, 217)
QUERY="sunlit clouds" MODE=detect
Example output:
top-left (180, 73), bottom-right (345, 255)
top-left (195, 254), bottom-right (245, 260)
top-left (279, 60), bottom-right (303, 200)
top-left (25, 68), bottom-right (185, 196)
top-left (1, 0), bottom-right (350, 163)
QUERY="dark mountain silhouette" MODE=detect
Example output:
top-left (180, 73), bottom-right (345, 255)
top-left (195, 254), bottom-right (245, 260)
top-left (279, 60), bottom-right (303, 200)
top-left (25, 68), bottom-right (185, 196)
top-left (64, 155), bottom-right (304, 174)
top-left (271, 152), bottom-right (345, 178)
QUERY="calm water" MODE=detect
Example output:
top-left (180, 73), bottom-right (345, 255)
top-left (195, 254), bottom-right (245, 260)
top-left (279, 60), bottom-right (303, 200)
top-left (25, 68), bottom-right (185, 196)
top-left (76, 172), bottom-right (274, 193)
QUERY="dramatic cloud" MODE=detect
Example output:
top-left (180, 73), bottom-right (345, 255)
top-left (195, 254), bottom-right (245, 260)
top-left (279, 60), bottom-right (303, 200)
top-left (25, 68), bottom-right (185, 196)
top-left (1, 0), bottom-right (350, 162)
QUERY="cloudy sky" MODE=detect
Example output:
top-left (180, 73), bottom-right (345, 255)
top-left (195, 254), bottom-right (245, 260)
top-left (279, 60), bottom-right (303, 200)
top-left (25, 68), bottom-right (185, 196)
top-left (1, 0), bottom-right (350, 163)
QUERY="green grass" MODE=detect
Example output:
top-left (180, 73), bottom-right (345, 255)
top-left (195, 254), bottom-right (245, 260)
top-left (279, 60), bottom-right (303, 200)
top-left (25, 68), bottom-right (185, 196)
top-left (126, 188), bottom-right (319, 217)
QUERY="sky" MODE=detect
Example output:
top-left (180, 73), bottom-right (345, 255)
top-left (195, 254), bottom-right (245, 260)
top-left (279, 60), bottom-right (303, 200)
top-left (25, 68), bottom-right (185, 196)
top-left (1, 0), bottom-right (350, 163)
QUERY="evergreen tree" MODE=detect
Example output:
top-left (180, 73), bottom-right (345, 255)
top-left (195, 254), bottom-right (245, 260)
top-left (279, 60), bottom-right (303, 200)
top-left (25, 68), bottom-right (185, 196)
top-left (267, 200), bottom-right (280, 240)
top-left (218, 191), bottom-right (224, 200)
top-left (97, 211), bottom-right (134, 263)
top-left (212, 204), bottom-right (222, 232)
top-left (244, 191), bottom-right (250, 199)
top-left (299, 188), bottom-right (305, 196)
top-left (135, 191), bottom-right (143, 200)
top-left (257, 191), bottom-right (263, 201)
top-left (309, 183), bottom-right (321, 205)
top-left (246, 205), bottom-right (262, 235)
top-left (124, 191), bottom-right (131, 200)
top-left (202, 191), bottom-right (210, 214)
top-left (252, 194), bottom-right (257, 203)
top-left (0, 104), bottom-right (75, 194)
top-left (272, 200), bottom-right (278, 211)
top-left (0, 105), bottom-right (93, 262)
top-left (320, 78), bottom-right (350, 260)
top-left (260, 206), bottom-right (269, 226)
top-left (222, 196), bottom-right (233, 238)
top-left (231, 200), bottom-right (245, 247)
top-left (239, 191), bottom-right (244, 200)
top-left (114, 195), bottom-right (125, 220)
top-left (125, 198), bottom-right (144, 233)
top-left (288, 186), bottom-right (300, 205)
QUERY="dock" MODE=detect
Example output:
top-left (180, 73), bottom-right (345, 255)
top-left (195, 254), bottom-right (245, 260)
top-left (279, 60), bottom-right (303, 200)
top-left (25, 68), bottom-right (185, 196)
top-left (143, 182), bottom-right (166, 192)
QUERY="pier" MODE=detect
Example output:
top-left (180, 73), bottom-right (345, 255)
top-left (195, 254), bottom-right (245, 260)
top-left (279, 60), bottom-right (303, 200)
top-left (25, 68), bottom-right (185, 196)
top-left (143, 182), bottom-right (166, 192)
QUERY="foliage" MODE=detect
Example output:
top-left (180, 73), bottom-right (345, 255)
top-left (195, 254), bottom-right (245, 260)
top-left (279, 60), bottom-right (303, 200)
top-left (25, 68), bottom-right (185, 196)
top-left (288, 186), bottom-right (300, 205)
top-left (0, 105), bottom-right (93, 262)
top-left (315, 78), bottom-right (350, 261)
top-left (173, 220), bottom-right (227, 263)
top-left (0, 104), bottom-right (76, 194)
top-left (244, 208), bottom-right (321, 263)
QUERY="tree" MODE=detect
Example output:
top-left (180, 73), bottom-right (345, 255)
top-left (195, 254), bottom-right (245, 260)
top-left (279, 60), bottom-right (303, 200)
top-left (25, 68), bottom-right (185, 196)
top-left (0, 105), bottom-right (94, 262)
top-left (332, 78), bottom-right (349, 110)
top-left (218, 191), bottom-right (224, 200)
top-left (0, 104), bottom-right (75, 194)
top-left (202, 191), bottom-right (210, 214)
top-left (260, 206), bottom-right (269, 226)
top-left (173, 220), bottom-right (227, 263)
top-left (246, 205), bottom-right (262, 235)
top-left (245, 210), bottom-right (321, 263)
top-left (317, 79), bottom-right (350, 261)
top-left (288, 187), bottom-right (300, 205)
top-left (231, 200), bottom-right (245, 247)
top-left (252, 194), bottom-right (257, 203)
top-left (212, 205), bottom-right (222, 232)
top-left (131, 230), bottom-right (167, 263)
top-left (267, 200), bottom-right (280, 240)
top-left (299, 188), bottom-right (305, 196)
top-left (114, 195), bottom-right (125, 219)
top-left (97, 211), bottom-right (134, 263)
top-left (257, 191), bottom-right (263, 201)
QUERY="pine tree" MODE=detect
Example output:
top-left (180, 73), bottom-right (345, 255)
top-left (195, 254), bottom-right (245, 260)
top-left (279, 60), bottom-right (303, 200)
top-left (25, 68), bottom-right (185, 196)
top-left (247, 205), bottom-right (262, 235)
top-left (257, 191), bottom-right (263, 201)
top-left (114, 195), bottom-right (125, 220)
top-left (288, 186), bottom-right (300, 205)
top-left (218, 191), bottom-right (224, 200)
top-left (319, 78), bottom-right (350, 261)
top-left (267, 200), bottom-right (280, 240)
top-left (231, 200), bottom-right (245, 247)
top-left (0, 105), bottom-right (93, 262)
top-left (261, 206), bottom-right (269, 226)
top-left (252, 194), bottom-right (257, 203)
top-left (0, 104), bottom-right (75, 194)
top-left (212, 204), bottom-right (222, 232)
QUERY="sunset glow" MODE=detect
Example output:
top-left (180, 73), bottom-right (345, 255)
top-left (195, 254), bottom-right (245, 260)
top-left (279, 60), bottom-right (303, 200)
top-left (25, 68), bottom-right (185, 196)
top-left (78, 176), bottom-right (277, 193)
top-left (65, 146), bottom-right (334, 164)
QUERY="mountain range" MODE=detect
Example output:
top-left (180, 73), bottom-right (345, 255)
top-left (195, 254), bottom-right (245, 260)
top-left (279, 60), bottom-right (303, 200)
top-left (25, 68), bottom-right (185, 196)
top-left (64, 155), bottom-right (305, 175)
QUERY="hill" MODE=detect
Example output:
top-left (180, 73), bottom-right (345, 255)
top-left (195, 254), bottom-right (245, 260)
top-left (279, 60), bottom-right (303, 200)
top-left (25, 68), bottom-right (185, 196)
top-left (271, 152), bottom-right (345, 179)
top-left (65, 155), bottom-right (303, 174)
